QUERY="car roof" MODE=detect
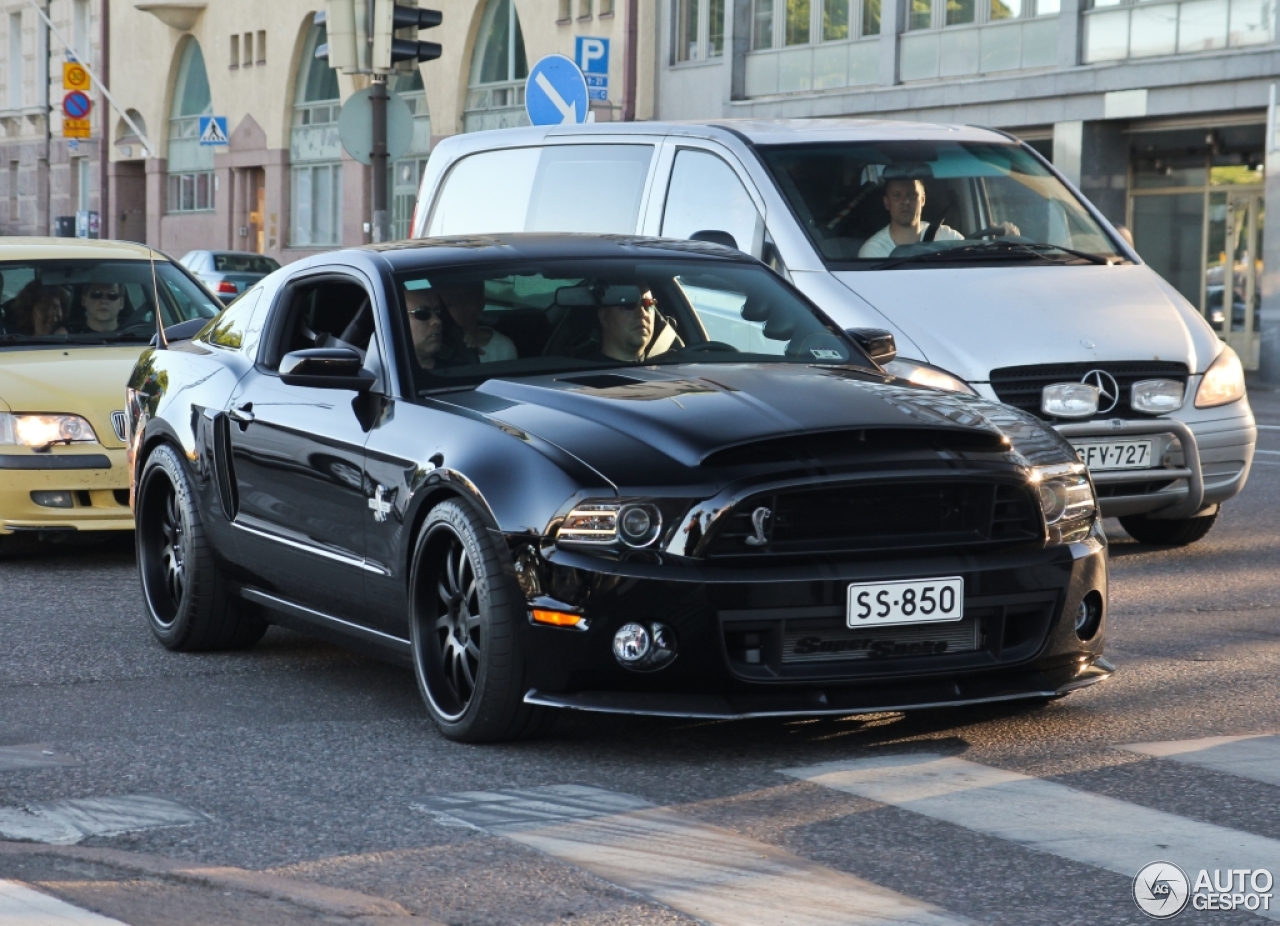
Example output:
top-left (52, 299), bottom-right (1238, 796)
top-left (352, 233), bottom-right (755, 271)
top-left (0, 238), bottom-right (163, 262)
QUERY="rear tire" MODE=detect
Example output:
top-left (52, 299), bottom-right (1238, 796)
top-left (408, 498), bottom-right (550, 743)
top-left (1118, 510), bottom-right (1218, 547)
top-left (136, 444), bottom-right (266, 651)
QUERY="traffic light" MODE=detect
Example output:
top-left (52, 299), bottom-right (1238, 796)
top-left (371, 0), bottom-right (442, 73)
top-left (315, 0), bottom-right (371, 75)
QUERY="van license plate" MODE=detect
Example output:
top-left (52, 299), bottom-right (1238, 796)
top-left (1072, 439), bottom-right (1153, 471)
top-left (847, 577), bottom-right (964, 628)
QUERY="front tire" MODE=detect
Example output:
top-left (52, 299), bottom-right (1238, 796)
top-left (408, 499), bottom-right (549, 743)
top-left (136, 444), bottom-right (266, 651)
top-left (1118, 510), bottom-right (1218, 546)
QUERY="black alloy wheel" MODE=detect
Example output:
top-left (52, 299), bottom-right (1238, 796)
top-left (136, 444), bottom-right (266, 651)
top-left (409, 499), bottom-right (550, 742)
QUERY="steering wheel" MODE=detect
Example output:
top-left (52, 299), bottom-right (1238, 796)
top-left (680, 341), bottom-right (740, 355)
top-left (967, 224), bottom-right (1016, 240)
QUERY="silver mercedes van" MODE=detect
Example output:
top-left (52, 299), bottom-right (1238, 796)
top-left (410, 119), bottom-right (1256, 546)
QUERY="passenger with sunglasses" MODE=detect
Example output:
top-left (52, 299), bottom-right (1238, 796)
top-left (72, 282), bottom-right (128, 334)
top-left (429, 279), bottom-right (517, 364)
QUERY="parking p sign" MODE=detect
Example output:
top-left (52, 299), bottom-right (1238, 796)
top-left (575, 37), bottom-right (609, 102)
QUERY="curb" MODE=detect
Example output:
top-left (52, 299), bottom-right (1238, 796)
top-left (0, 840), bottom-right (442, 922)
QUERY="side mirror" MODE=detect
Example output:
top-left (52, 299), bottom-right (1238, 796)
top-left (689, 229), bottom-right (739, 251)
top-left (846, 328), bottom-right (897, 365)
top-left (279, 348), bottom-right (376, 391)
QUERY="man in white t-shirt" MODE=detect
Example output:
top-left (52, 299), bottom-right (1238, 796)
top-left (858, 178), bottom-right (964, 258)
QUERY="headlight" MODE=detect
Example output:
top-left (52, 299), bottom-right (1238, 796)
top-left (558, 499), bottom-right (663, 549)
top-left (1031, 463), bottom-right (1096, 544)
top-left (884, 358), bottom-right (976, 394)
top-left (1194, 346), bottom-right (1246, 408)
top-left (0, 413), bottom-right (99, 449)
top-left (1130, 379), bottom-right (1184, 414)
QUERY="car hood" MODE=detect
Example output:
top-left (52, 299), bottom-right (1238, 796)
top-left (833, 264), bottom-right (1216, 381)
top-left (468, 363), bottom-right (1075, 483)
top-left (0, 346), bottom-right (141, 449)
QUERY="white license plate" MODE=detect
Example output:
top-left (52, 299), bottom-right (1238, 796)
top-left (1072, 439), bottom-right (1153, 471)
top-left (847, 576), bottom-right (964, 628)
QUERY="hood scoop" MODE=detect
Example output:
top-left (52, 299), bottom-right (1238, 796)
top-left (557, 373), bottom-right (648, 390)
top-left (701, 427), bottom-right (1009, 468)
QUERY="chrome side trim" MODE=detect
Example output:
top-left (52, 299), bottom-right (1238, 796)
top-left (231, 520), bottom-right (390, 575)
top-left (1055, 418), bottom-right (1204, 518)
top-left (241, 588), bottom-right (410, 652)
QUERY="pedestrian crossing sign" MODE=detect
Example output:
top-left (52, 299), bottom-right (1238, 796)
top-left (199, 116), bottom-right (229, 146)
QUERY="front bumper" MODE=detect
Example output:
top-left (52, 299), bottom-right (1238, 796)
top-left (514, 532), bottom-right (1109, 714)
top-left (0, 447), bottom-right (133, 536)
top-left (1053, 402), bottom-right (1255, 520)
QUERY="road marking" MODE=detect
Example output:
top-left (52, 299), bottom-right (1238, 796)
top-left (0, 745), bottom-right (77, 772)
top-left (1252, 460), bottom-right (1280, 466)
top-left (1255, 449), bottom-right (1280, 455)
top-left (785, 753), bottom-right (1280, 921)
top-left (0, 879), bottom-right (128, 924)
top-left (1256, 425), bottom-right (1280, 430)
top-left (0, 795), bottom-right (208, 845)
top-left (1119, 734), bottom-right (1280, 788)
top-left (414, 784), bottom-right (969, 926)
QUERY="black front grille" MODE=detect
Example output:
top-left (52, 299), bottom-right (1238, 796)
top-left (989, 361), bottom-right (1189, 421)
top-left (705, 481), bottom-right (1041, 558)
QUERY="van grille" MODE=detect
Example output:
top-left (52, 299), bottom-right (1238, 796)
top-left (989, 362), bottom-right (1188, 420)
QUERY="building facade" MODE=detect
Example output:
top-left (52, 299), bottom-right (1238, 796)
top-left (654, 0), bottom-right (1280, 375)
top-left (1, 0), bottom-right (104, 239)
top-left (98, 0), bottom-right (654, 263)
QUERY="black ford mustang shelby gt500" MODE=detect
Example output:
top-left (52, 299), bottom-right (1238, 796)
top-left (125, 234), bottom-right (1111, 742)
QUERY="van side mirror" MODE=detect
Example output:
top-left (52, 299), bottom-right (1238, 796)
top-left (279, 348), bottom-right (376, 391)
top-left (846, 328), bottom-right (897, 365)
top-left (689, 229), bottom-right (739, 251)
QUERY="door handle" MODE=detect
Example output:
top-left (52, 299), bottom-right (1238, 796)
top-left (228, 403), bottom-right (255, 425)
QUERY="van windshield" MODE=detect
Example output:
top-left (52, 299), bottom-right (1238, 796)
top-left (757, 141), bottom-right (1125, 269)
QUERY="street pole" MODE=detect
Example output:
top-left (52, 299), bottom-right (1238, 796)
top-left (370, 76), bottom-right (389, 243)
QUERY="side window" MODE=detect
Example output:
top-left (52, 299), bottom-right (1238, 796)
top-left (426, 148), bottom-right (540, 235)
top-left (266, 278), bottom-right (374, 371)
top-left (426, 144), bottom-right (655, 237)
top-left (525, 145), bottom-right (654, 234)
top-left (662, 149), bottom-right (764, 258)
top-left (674, 276), bottom-right (785, 356)
top-left (195, 289), bottom-right (263, 352)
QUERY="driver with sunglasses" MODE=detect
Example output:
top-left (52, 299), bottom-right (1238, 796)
top-left (404, 283), bottom-right (478, 372)
top-left (72, 282), bottom-right (128, 334)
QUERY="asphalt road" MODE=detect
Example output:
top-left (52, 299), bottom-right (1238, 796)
top-left (1, 384), bottom-right (1278, 926)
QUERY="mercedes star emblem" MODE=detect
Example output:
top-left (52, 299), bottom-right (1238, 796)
top-left (1081, 369), bottom-right (1120, 414)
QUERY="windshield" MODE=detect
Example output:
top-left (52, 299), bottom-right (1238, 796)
top-left (213, 253), bottom-right (280, 274)
top-left (0, 258), bottom-right (221, 347)
top-left (757, 141), bottom-right (1124, 268)
top-left (393, 258), bottom-right (868, 393)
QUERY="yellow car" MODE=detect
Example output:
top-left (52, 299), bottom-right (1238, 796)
top-left (0, 239), bottom-right (222, 552)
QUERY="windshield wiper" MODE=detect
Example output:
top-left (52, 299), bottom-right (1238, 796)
top-left (874, 240), bottom-right (1118, 270)
top-left (0, 335), bottom-right (70, 346)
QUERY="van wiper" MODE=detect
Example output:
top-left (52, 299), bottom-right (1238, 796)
top-left (0, 335), bottom-right (70, 346)
top-left (874, 240), bottom-right (1118, 270)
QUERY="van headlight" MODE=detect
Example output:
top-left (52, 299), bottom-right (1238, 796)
top-left (1031, 463), bottom-right (1096, 545)
top-left (1194, 346), bottom-right (1246, 408)
top-left (884, 358), bottom-right (976, 394)
top-left (0, 413), bottom-right (99, 449)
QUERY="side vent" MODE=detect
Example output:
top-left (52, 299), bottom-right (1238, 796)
top-left (210, 413), bottom-right (239, 522)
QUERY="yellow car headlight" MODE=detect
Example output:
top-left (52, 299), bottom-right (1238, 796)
top-left (1194, 346), bottom-right (1246, 409)
top-left (0, 413), bottom-right (99, 449)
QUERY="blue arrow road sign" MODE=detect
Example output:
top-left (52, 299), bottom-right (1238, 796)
top-left (525, 55), bottom-right (589, 126)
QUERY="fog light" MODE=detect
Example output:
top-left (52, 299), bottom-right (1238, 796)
top-left (1075, 591), bottom-right (1104, 641)
top-left (1042, 383), bottom-right (1099, 419)
top-left (1130, 379), bottom-right (1184, 414)
top-left (613, 623), bottom-right (650, 663)
top-left (31, 490), bottom-right (74, 509)
top-left (618, 504), bottom-right (661, 547)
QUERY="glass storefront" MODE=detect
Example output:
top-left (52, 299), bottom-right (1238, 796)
top-left (1129, 145), bottom-right (1263, 369)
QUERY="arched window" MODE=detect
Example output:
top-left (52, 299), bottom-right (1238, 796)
top-left (463, 0), bottom-right (529, 132)
top-left (391, 68), bottom-right (432, 240)
top-left (167, 41), bottom-right (214, 213)
top-left (290, 17), bottom-right (342, 247)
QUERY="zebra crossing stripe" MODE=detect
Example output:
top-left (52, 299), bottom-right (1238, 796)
top-left (0, 745), bottom-right (78, 773)
top-left (784, 754), bottom-right (1280, 921)
top-left (0, 795), bottom-right (208, 845)
top-left (0, 879), bottom-right (128, 924)
top-left (414, 784), bottom-right (971, 926)
top-left (1118, 735), bottom-right (1280, 789)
